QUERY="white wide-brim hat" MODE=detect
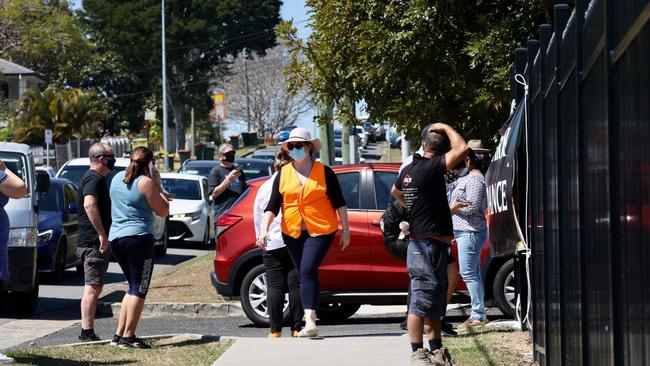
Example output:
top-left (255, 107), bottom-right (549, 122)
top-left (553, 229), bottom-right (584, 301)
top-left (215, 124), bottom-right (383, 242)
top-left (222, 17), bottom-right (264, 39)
top-left (280, 127), bottom-right (321, 153)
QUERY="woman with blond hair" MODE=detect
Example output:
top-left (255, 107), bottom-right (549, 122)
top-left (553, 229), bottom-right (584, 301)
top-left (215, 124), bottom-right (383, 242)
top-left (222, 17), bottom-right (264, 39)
top-left (258, 128), bottom-right (350, 338)
top-left (108, 147), bottom-right (169, 348)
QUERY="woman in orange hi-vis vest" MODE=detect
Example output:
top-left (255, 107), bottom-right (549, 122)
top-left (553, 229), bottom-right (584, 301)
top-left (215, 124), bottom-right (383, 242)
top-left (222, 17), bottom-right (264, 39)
top-left (257, 127), bottom-right (350, 338)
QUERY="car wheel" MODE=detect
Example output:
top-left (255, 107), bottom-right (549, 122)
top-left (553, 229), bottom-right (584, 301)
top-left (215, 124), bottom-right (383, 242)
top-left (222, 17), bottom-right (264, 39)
top-left (52, 238), bottom-right (67, 283)
top-left (240, 264), bottom-right (290, 327)
top-left (155, 220), bottom-right (168, 257)
top-left (12, 276), bottom-right (39, 318)
top-left (201, 224), bottom-right (211, 249)
top-left (316, 303), bottom-right (361, 322)
top-left (493, 259), bottom-right (516, 318)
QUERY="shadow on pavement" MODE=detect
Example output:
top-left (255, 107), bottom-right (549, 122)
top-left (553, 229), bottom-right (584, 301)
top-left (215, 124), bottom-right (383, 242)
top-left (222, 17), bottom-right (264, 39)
top-left (153, 253), bottom-right (197, 266)
top-left (9, 354), bottom-right (134, 366)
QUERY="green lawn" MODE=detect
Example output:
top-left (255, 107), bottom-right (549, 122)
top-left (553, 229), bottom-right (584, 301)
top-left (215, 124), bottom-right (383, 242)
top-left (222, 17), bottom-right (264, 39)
top-left (7, 335), bottom-right (233, 366)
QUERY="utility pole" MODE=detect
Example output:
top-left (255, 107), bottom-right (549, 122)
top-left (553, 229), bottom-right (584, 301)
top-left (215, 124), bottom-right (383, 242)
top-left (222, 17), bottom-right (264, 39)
top-left (243, 50), bottom-right (251, 132)
top-left (161, 0), bottom-right (169, 169)
top-left (191, 107), bottom-right (195, 158)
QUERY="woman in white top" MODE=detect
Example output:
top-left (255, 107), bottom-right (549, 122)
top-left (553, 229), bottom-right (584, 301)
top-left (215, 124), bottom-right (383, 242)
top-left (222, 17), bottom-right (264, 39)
top-left (254, 151), bottom-right (303, 337)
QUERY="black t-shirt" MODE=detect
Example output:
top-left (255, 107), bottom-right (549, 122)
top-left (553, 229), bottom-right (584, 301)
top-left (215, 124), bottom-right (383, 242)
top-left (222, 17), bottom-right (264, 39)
top-left (394, 154), bottom-right (452, 239)
top-left (265, 164), bottom-right (346, 215)
top-left (76, 170), bottom-right (111, 248)
top-left (208, 164), bottom-right (248, 218)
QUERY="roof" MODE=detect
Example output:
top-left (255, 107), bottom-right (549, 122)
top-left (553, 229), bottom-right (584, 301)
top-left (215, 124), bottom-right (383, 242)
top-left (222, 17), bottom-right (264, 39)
top-left (0, 58), bottom-right (36, 75)
top-left (0, 142), bottom-right (31, 154)
top-left (160, 172), bottom-right (205, 181)
top-left (182, 160), bottom-right (219, 168)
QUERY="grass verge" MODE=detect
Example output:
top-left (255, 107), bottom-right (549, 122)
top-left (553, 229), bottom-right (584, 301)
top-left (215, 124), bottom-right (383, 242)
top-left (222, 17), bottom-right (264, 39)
top-left (108, 253), bottom-right (225, 304)
top-left (444, 329), bottom-right (533, 365)
top-left (7, 335), bottom-right (233, 366)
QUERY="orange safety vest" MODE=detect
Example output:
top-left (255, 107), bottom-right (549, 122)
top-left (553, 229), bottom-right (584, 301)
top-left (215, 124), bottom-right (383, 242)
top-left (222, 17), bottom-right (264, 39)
top-left (279, 161), bottom-right (339, 238)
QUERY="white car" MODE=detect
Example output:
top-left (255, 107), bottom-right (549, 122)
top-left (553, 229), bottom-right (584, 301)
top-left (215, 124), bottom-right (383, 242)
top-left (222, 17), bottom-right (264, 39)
top-left (56, 158), bottom-right (168, 255)
top-left (160, 173), bottom-right (213, 247)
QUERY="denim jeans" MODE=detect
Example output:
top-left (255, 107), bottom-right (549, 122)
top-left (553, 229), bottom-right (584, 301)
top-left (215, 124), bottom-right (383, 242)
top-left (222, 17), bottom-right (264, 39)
top-left (454, 230), bottom-right (488, 320)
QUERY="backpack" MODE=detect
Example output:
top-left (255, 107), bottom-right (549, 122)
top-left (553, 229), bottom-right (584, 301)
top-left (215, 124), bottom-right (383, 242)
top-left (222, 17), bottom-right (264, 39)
top-left (379, 200), bottom-right (410, 261)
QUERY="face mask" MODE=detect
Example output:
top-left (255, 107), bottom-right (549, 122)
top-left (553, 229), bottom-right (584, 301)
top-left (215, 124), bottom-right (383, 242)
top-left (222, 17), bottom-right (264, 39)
top-left (104, 157), bottom-right (116, 171)
top-left (222, 151), bottom-right (236, 163)
top-left (148, 161), bottom-right (155, 176)
top-left (289, 147), bottom-right (307, 161)
top-left (458, 167), bottom-right (469, 177)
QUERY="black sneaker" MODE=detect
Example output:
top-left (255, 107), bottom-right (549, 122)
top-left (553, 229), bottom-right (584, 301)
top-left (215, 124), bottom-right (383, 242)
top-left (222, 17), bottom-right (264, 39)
top-left (78, 332), bottom-right (101, 342)
top-left (109, 334), bottom-right (122, 346)
top-left (441, 320), bottom-right (457, 336)
top-left (118, 336), bottom-right (151, 349)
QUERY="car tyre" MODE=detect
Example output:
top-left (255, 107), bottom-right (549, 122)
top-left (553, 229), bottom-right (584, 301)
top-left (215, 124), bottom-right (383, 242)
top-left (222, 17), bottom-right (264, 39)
top-left (316, 303), bottom-right (361, 322)
top-left (201, 224), bottom-right (211, 249)
top-left (52, 238), bottom-right (67, 283)
top-left (240, 264), bottom-right (290, 327)
top-left (493, 258), bottom-right (516, 318)
top-left (12, 276), bottom-right (39, 318)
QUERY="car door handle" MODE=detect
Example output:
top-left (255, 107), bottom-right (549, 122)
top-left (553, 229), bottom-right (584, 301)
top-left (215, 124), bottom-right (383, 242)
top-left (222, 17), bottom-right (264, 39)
top-left (371, 220), bottom-right (381, 227)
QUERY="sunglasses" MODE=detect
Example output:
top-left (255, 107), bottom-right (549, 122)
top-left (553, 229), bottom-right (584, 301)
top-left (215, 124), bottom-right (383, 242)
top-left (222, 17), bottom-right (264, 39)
top-left (287, 142), bottom-right (309, 150)
top-left (100, 154), bottom-right (115, 159)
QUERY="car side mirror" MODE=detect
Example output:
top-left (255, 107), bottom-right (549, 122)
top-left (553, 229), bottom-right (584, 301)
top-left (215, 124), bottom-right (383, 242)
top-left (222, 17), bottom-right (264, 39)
top-left (67, 203), bottom-right (77, 213)
top-left (36, 171), bottom-right (51, 193)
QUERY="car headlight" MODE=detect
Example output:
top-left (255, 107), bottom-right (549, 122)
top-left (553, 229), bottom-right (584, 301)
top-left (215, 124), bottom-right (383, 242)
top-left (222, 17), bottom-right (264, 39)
top-left (38, 229), bottom-right (54, 244)
top-left (174, 211), bottom-right (202, 221)
top-left (8, 227), bottom-right (38, 247)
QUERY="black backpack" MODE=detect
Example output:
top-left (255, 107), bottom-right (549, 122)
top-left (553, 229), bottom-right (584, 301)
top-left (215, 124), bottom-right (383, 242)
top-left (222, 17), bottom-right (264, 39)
top-left (379, 200), bottom-right (410, 261)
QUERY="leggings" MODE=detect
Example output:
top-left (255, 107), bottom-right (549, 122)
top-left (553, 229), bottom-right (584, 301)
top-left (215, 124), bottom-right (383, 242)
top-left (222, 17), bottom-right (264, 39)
top-left (111, 234), bottom-right (154, 298)
top-left (282, 231), bottom-right (335, 310)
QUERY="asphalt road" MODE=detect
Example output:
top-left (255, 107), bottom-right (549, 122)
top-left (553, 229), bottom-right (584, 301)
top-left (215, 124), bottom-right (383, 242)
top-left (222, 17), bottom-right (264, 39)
top-left (0, 245), bottom-right (211, 326)
top-left (28, 306), bottom-right (507, 347)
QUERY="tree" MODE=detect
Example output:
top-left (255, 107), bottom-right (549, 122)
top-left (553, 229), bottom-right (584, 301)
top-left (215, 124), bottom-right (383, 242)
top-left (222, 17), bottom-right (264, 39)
top-left (11, 85), bottom-right (107, 144)
top-left (220, 44), bottom-right (312, 138)
top-left (0, 0), bottom-right (93, 86)
top-left (82, 0), bottom-right (282, 150)
top-left (279, 0), bottom-right (564, 145)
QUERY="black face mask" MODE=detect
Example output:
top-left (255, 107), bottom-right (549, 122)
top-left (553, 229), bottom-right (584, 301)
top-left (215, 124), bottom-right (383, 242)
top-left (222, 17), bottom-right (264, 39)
top-left (103, 157), bottom-right (116, 171)
top-left (222, 151), bottom-right (236, 163)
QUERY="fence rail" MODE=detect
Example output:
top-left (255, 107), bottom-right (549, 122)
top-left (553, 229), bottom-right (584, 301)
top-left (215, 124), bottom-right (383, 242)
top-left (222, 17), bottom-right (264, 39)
top-left (513, 1), bottom-right (649, 365)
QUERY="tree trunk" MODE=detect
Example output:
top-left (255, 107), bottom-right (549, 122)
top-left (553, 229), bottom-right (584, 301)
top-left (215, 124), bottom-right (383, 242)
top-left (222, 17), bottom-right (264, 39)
top-left (173, 98), bottom-right (185, 151)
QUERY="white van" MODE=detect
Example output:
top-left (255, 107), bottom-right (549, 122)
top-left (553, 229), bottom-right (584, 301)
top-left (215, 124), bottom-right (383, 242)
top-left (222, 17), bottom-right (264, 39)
top-left (0, 142), bottom-right (50, 316)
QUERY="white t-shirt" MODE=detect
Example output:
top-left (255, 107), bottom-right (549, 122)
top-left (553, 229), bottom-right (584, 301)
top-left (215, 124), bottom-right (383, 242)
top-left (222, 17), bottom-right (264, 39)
top-left (398, 146), bottom-right (424, 175)
top-left (253, 172), bottom-right (285, 251)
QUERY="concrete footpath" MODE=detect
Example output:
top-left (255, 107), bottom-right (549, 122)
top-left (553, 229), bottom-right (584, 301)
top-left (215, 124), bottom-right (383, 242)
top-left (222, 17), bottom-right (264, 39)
top-left (213, 334), bottom-right (413, 366)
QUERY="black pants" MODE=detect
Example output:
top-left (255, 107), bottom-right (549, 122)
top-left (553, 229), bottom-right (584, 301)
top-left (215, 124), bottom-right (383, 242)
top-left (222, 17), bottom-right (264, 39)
top-left (283, 231), bottom-right (335, 310)
top-left (263, 246), bottom-right (303, 332)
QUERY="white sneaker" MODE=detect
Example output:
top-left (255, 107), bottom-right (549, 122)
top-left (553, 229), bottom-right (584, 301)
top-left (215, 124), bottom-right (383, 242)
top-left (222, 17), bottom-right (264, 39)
top-left (297, 325), bottom-right (319, 338)
top-left (0, 352), bottom-right (15, 364)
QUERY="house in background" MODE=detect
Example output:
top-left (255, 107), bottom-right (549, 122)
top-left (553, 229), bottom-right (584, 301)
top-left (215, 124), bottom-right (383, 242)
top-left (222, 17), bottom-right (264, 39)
top-left (0, 57), bottom-right (43, 101)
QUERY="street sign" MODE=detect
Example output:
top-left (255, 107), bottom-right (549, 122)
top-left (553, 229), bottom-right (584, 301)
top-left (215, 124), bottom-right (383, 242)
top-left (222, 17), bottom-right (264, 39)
top-left (214, 93), bottom-right (227, 121)
top-left (44, 129), bottom-right (53, 145)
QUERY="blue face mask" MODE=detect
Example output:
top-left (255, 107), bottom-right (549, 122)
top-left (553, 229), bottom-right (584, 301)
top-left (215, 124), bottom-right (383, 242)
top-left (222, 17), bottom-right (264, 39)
top-left (289, 147), bottom-right (307, 161)
top-left (458, 167), bottom-right (469, 177)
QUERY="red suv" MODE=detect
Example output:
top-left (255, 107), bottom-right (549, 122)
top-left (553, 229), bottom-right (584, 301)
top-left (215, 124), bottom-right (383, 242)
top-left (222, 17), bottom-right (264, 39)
top-left (211, 163), bottom-right (516, 326)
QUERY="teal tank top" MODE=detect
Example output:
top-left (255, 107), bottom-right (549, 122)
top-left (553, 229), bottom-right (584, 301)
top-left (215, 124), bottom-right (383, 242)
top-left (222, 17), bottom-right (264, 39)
top-left (108, 171), bottom-right (154, 241)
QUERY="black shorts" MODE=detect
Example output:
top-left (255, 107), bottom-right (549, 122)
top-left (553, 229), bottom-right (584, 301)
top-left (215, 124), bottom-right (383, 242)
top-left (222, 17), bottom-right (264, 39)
top-left (407, 239), bottom-right (448, 319)
top-left (111, 234), bottom-right (154, 299)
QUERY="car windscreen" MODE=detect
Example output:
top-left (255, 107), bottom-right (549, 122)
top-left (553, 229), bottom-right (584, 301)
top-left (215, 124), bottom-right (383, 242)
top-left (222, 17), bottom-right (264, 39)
top-left (236, 160), bottom-right (272, 179)
top-left (58, 165), bottom-right (125, 187)
top-left (179, 166), bottom-right (214, 178)
top-left (39, 185), bottom-right (61, 212)
top-left (0, 152), bottom-right (29, 190)
top-left (161, 178), bottom-right (201, 200)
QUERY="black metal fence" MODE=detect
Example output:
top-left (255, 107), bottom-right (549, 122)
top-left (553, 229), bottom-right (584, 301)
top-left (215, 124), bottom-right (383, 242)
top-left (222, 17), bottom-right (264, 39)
top-left (512, 1), bottom-right (650, 364)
